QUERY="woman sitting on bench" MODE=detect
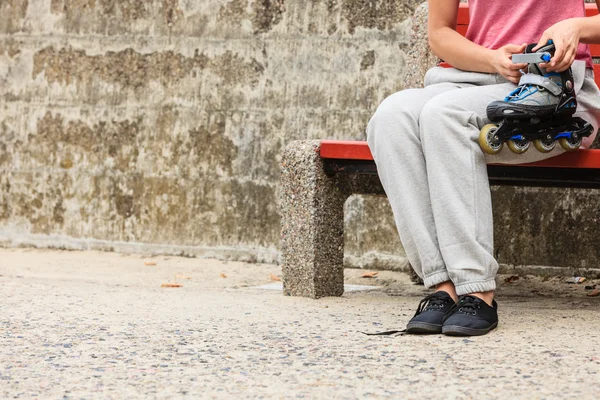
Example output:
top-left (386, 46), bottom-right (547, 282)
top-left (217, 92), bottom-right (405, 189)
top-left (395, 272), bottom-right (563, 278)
top-left (367, 0), bottom-right (600, 336)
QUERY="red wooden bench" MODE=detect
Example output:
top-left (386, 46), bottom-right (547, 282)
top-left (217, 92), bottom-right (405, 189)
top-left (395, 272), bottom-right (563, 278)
top-left (280, 3), bottom-right (600, 299)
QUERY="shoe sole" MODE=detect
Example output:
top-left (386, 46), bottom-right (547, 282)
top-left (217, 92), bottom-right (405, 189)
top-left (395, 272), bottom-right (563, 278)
top-left (442, 322), bottom-right (498, 337)
top-left (405, 321), bottom-right (442, 334)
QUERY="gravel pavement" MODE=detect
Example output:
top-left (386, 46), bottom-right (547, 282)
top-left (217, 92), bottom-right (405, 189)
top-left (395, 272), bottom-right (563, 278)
top-left (2, 248), bottom-right (600, 399)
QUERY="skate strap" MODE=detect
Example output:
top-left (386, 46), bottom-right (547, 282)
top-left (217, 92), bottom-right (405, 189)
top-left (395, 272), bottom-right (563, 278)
top-left (518, 73), bottom-right (562, 96)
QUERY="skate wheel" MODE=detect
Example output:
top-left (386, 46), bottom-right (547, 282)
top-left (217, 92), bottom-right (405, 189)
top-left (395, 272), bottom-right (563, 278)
top-left (479, 124), bottom-right (502, 155)
top-left (559, 136), bottom-right (582, 151)
top-left (533, 138), bottom-right (556, 153)
top-left (507, 138), bottom-right (530, 154)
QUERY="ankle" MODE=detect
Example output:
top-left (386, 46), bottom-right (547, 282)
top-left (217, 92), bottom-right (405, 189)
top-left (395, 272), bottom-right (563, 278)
top-left (435, 281), bottom-right (458, 303)
top-left (467, 291), bottom-right (495, 307)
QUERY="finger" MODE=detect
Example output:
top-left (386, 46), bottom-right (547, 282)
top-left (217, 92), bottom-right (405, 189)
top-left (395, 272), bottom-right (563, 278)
top-left (549, 48), bottom-right (574, 72)
top-left (563, 48), bottom-right (575, 65)
top-left (555, 51), bottom-right (576, 73)
top-left (568, 54), bottom-right (576, 70)
top-left (508, 72), bottom-right (522, 80)
top-left (507, 75), bottom-right (520, 84)
top-left (516, 42), bottom-right (527, 53)
top-left (508, 62), bottom-right (528, 71)
top-left (551, 41), bottom-right (566, 68)
top-left (504, 71), bottom-right (522, 83)
top-left (533, 34), bottom-right (550, 51)
top-left (503, 67), bottom-right (520, 76)
top-left (504, 42), bottom-right (527, 54)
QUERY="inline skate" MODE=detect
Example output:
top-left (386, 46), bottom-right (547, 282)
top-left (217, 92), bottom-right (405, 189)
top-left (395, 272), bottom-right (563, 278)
top-left (479, 41), bottom-right (593, 155)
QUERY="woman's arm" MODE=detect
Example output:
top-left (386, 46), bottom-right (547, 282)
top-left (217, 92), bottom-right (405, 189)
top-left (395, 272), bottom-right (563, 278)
top-left (579, 16), bottom-right (600, 43)
top-left (534, 1), bottom-right (600, 72)
top-left (428, 0), bottom-right (527, 83)
top-left (576, 0), bottom-right (600, 44)
top-left (582, 0), bottom-right (600, 43)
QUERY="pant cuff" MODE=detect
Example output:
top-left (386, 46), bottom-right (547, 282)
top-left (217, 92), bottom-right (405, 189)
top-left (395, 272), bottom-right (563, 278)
top-left (423, 270), bottom-right (451, 289)
top-left (454, 279), bottom-right (497, 296)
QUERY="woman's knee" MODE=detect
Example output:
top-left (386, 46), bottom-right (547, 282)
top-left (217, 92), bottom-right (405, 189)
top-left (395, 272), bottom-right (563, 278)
top-left (419, 93), bottom-right (458, 126)
top-left (367, 89), bottom-right (423, 148)
top-left (419, 92), bottom-right (483, 150)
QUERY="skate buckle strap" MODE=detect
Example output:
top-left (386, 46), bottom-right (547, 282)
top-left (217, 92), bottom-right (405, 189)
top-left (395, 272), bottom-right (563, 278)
top-left (512, 52), bottom-right (552, 64)
top-left (517, 73), bottom-right (562, 96)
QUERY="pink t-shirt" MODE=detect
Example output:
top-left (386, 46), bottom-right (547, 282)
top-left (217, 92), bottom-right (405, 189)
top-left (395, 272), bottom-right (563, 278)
top-left (465, 0), bottom-right (593, 68)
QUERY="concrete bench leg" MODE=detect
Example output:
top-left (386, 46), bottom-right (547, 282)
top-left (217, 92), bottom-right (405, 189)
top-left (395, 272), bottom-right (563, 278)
top-left (279, 140), bottom-right (348, 298)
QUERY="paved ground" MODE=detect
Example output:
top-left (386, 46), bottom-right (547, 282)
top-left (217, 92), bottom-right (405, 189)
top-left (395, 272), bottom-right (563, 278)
top-left (2, 248), bottom-right (600, 399)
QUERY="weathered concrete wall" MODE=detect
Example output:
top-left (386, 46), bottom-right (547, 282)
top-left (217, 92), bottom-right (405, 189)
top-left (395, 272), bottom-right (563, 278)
top-left (2, 0), bottom-right (600, 276)
top-left (0, 0), bottom-right (421, 263)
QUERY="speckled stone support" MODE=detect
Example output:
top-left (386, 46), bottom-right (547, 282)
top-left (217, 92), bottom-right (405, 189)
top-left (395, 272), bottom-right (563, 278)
top-left (404, 2), bottom-right (439, 89)
top-left (280, 140), bottom-right (349, 298)
top-left (279, 140), bottom-right (385, 298)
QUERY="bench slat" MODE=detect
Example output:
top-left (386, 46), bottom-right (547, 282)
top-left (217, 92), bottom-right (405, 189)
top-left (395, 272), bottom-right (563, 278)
top-left (320, 140), bottom-right (374, 161)
top-left (457, 3), bottom-right (469, 25)
top-left (320, 140), bottom-right (600, 169)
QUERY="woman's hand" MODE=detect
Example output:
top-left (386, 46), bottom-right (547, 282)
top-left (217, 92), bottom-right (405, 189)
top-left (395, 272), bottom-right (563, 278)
top-left (490, 43), bottom-right (528, 83)
top-left (533, 18), bottom-right (582, 72)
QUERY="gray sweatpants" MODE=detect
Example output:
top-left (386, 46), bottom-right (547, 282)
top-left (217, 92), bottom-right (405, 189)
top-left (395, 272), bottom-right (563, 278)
top-left (366, 61), bottom-right (600, 295)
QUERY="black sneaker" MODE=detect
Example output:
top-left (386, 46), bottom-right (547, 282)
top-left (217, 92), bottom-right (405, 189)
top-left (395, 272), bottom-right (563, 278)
top-left (406, 291), bottom-right (457, 334)
top-left (442, 295), bottom-right (498, 336)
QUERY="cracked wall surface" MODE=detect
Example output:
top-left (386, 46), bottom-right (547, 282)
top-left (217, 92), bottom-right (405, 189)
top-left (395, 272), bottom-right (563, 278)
top-left (2, 0), bottom-right (600, 273)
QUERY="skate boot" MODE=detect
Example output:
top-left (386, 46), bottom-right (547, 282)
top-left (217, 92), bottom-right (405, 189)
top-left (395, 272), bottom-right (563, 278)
top-left (479, 42), bottom-right (593, 154)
